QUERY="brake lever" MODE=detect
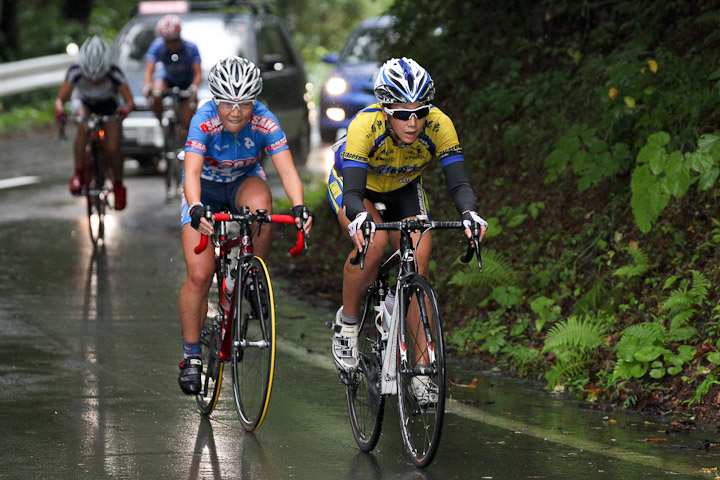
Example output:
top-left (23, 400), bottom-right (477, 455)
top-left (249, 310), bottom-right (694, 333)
top-left (349, 221), bottom-right (372, 269)
top-left (459, 226), bottom-right (483, 271)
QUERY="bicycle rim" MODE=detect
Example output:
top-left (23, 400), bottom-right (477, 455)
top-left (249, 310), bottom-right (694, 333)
top-left (396, 274), bottom-right (445, 468)
top-left (346, 290), bottom-right (385, 451)
top-left (196, 271), bottom-right (224, 415)
top-left (232, 256), bottom-right (275, 431)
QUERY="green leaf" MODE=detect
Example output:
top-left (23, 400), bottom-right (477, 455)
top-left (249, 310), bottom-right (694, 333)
top-left (634, 345), bottom-right (665, 362)
top-left (707, 352), bottom-right (720, 365)
top-left (631, 165), bottom-right (670, 233)
top-left (662, 150), bottom-right (693, 197)
top-left (649, 367), bottom-right (665, 379)
top-left (630, 362), bottom-right (648, 378)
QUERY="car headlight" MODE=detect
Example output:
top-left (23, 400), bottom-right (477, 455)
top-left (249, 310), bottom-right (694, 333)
top-left (325, 77), bottom-right (347, 96)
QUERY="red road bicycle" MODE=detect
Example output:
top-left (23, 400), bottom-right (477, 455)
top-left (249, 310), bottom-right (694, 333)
top-left (194, 206), bottom-right (306, 431)
top-left (60, 113), bottom-right (120, 248)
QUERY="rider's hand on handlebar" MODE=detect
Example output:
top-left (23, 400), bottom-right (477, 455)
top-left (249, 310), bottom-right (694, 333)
top-left (462, 210), bottom-right (488, 245)
top-left (117, 107), bottom-right (131, 120)
top-left (292, 205), bottom-right (314, 235)
top-left (142, 84), bottom-right (152, 98)
top-left (348, 211), bottom-right (375, 252)
top-left (190, 204), bottom-right (213, 236)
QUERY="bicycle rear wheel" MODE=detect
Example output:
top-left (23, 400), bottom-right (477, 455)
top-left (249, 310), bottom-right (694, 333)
top-left (346, 289), bottom-right (385, 452)
top-left (196, 270), bottom-right (224, 415)
top-left (231, 256), bottom-right (275, 431)
top-left (396, 274), bottom-right (445, 468)
top-left (86, 143), bottom-right (106, 247)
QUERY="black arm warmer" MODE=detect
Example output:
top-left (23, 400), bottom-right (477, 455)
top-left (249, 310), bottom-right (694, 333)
top-left (442, 159), bottom-right (477, 214)
top-left (341, 166), bottom-right (369, 219)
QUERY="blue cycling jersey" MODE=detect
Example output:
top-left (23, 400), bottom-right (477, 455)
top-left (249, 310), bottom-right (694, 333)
top-left (146, 38), bottom-right (201, 87)
top-left (184, 100), bottom-right (289, 183)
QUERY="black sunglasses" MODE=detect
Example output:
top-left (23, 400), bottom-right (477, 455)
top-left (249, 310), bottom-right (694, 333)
top-left (384, 105), bottom-right (430, 121)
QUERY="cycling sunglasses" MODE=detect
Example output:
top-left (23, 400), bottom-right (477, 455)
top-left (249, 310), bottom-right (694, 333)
top-left (383, 105), bottom-right (431, 121)
top-left (214, 98), bottom-right (255, 111)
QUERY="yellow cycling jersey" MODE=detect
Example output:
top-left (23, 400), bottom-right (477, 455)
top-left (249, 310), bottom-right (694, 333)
top-left (340, 102), bottom-right (463, 193)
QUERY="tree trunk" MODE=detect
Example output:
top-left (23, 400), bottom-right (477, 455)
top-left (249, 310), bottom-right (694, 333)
top-left (62, 0), bottom-right (93, 25)
top-left (0, 0), bottom-right (19, 61)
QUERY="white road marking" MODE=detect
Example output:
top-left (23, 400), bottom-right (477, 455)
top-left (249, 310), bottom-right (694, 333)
top-left (0, 176), bottom-right (40, 190)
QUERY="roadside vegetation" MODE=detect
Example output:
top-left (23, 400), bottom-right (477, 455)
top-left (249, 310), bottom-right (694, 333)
top-left (285, 0), bottom-right (720, 422)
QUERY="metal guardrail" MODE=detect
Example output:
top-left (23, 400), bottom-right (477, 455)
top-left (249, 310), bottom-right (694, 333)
top-left (0, 53), bottom-right (76, 97)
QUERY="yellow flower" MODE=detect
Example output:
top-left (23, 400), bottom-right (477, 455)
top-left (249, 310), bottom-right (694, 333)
top-left (608, 87), bottom-right (619, 100)
top-left (624, 96), bottom-right (636, 109)
top-left (648, 59), bottom-right (658, 73)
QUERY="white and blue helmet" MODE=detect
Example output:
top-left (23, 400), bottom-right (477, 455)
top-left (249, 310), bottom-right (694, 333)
top-left (374, 57), bottom-right (435, 104)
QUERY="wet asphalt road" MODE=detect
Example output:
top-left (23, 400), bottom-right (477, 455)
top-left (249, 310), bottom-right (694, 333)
top-left (0, 127), bottom-right (719, 479)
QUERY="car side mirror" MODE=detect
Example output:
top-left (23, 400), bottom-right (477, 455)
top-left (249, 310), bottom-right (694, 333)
top-left (322, 52), bottom-right (339, 64)
top-left (261, 54), bottom-right (285, 72)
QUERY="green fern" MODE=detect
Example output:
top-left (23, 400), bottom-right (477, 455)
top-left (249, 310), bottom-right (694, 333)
top-left (543, 315), bottom-right (609, 353)
top-left (450, 248), bottom-right (516, 291)
top-left (690, 270), bottom-right (710, 302)
top-left (573, 276), bottom-right (609, 317)
top-left (613, 246), bottom-right (649, 279)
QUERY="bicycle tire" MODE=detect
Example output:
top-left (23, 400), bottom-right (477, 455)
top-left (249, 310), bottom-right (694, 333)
top-left (164, 120), bottom-right (183, 199)
top-left (232, 256), bottom-right (275, 431)
top-left (346, 289), bottom-right (385, 452)
top-left (196, 269), bottom-right (224, 415)
top-left (86, 142), bottom-right (105, 247)
top-left (396, 274), bottom-right (445, 468)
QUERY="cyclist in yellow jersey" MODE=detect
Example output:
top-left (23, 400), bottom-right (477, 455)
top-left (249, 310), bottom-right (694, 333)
top-left (327, 57), bottom-right (488, 383)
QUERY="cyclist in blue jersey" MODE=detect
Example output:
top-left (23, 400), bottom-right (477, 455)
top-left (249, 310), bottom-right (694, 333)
top-left (55, 36), bottom-right (134, 210)
top-left (143, 14), bottom-right (202, 132)
top-left (176, 56), bottom-right (314, 395)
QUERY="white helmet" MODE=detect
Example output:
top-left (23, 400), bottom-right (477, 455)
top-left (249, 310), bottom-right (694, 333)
top-left (79, 36), bottom-right (111, 81)
top-left (374, 57), bottom-right (435, 104)
top-left (156, 14), bottom-right (182, 40)
top-left (208, 57), bottom-right (263, 102)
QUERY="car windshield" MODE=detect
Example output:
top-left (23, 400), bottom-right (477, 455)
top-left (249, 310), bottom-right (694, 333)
top-left (338, 26), bottom-right (392, 64)
top-left (115, 17), bottom-right (253, 73)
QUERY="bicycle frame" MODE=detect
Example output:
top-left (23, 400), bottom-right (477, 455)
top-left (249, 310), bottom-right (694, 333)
top-left (195, 207), bottom-right (306, 365)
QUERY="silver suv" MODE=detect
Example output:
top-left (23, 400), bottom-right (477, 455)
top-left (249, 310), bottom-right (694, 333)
top-left (112, 1), bottom-right (311, 168)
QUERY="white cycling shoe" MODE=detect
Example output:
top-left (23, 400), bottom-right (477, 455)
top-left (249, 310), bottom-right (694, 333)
top-left (332, 307), bottom-right (359, 372)
top-left (411, 375), bottom-right (439, 405)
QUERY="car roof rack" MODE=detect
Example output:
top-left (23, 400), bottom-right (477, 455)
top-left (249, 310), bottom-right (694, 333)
top-left (136, 0), bottom-right (271, 16)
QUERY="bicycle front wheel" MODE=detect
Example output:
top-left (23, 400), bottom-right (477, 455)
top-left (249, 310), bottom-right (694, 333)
top-left (232, 256), bottom-right (275, 431)
top-left (396, 274), bottom-right (445, 468)
top-left (346, 289), bottom-right (385, 452)
top-left (196, 270), bottom-right (224, 415)
top-left (86, 143), bottom-right (105, 247)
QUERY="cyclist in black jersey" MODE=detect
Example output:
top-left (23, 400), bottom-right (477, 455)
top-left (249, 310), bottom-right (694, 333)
top-left (55, 36), bottom-right (134, 210)
top-left (328, 58), bottom-right (488, 382)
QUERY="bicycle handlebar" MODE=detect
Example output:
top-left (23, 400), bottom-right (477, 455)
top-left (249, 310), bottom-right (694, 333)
top-left (193, 210), bottom-right (306, 257)
top-left (58, 113), bottom-right (121, 140)
top-left (350, 218), bottom-right (482, 270)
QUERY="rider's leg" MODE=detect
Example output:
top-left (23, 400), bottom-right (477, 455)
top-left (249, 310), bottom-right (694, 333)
top-left (338, 200), bottom-right (389, 317)
top-left (178, 224), bottom-right (216, 343)
top-left (70, 106), bottom-right (90, 194)
top-left (234, 176), bottom-right (274, 260)
top-left (178, 223), bottom-right (215, 393)
top-left (150, 78), bottom-right (168, 122)
top-left (102, 121), bottom-right (124, 183)
top-left (102, 121), bottom-right (127, 210)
